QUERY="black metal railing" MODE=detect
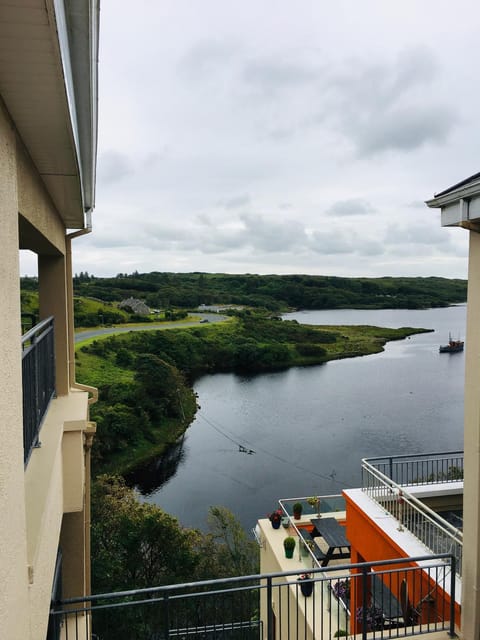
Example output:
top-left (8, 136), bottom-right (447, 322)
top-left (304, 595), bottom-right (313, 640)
top-left (22, 316), bottom-right (55, 465)
top-left (49, 554), bottom-right (457, 639)
top-left (362, 454), bottom-right (463, 576)
top-left (363, 452), bottom-right (464, 487)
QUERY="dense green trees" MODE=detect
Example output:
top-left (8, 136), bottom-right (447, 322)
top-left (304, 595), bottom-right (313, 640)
top-left (70, 272), bottom-right (467, 311)
top-left (91, 476), bottom-right (259, 639)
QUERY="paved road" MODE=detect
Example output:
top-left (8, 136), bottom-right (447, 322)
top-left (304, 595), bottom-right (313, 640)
top-left (74, 313), bottom-right (227, 343)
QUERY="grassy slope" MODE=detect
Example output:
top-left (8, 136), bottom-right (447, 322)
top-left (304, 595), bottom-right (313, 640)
top-left (76, 320), bottom-right (430, 474)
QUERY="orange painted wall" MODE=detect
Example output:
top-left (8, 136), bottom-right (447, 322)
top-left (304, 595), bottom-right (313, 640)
top-left (344, 492), bottom-right (460, 634)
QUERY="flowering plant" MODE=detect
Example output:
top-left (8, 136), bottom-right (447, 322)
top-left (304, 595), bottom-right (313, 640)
top-left (332, 579), bottom-right (350, 602)
top-left (307, 496), bottom-right (320, 508)
top-left (355, 605), bottom-right (384, 631)
top-left (297, 573), bottom-right (312, 581)
top-left (268, 509), bottom-right (283, 524)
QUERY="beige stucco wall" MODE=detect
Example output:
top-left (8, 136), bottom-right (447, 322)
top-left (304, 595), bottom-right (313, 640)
top-left (0, 100), bottom-right (30, 638)
top-left (16, 140), bottom-right (66, 255)
top-left (460, 230), bottom-right (480, 639)
top-left (24, 391), bottom-right (89, 638)
top-left (0, 93), bottom-right (91, 638)
top-left (259, 519), bottom-right (349, 640)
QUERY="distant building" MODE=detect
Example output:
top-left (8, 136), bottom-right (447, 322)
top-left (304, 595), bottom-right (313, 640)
top-left (119, 297), bottom-right (151, 315)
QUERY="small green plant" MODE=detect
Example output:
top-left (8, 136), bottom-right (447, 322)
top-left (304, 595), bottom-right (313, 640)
top-left (283, 536), bottom-right (296, 551)
top-left (293, 502), bottom-right (303, 519)
top-left (333, 630), bottom-right (348, 637)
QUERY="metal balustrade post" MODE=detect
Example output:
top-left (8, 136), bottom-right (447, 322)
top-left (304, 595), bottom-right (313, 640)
top-left (361, 565), bottom-right (368, 640)
top-left (449, 556), bottom-right (457, 637)
top-left (267, 577), bottom-right (274, 640)
top-left (163, 593), bottom-right (170, 640)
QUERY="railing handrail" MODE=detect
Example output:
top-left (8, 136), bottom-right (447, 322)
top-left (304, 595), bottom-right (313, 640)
top-left (363, 459), bottom-right (463, 543)
top-left (280, 493), bottom-right (344, 502)
top-left (362, 450), bottom-right (464, 464)
top-left (55, 553), bottom-right (453, 608)
top-left (22, 315), bottom-right (54, 346)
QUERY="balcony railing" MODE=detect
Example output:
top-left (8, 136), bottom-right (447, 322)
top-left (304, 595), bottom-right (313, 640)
top-left (362, 454), bottom-right (463, 576)
top-left (363, 452), bottom-right (464, 487)
top-left (49, 554), bottom-right (456, 640)
top-left (279, 494), bottom-right (346, 519)
top-left (22, 316), bottom-right (55, 465)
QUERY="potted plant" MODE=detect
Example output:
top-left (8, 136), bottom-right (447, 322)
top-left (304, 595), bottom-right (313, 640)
top-left (355, 605), bottom-right (385, 632)
top-left (293, 502), bottom-right (303, 520)
top-left (307, 495), bottom-right (321, 516)
top-left (281, 516), bottom-right (290, 528)
top-left (297, 572), bottom-right (314, 597)
top-left (332, 579), bottom-right (350, 606)
top-left (283, 536), bottom-right (296, 558)
top-left (268, 509), bottom-right (283, 529)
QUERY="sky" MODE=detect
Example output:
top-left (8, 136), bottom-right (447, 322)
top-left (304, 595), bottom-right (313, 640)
top-left (25, 0), bottom-right (480, 279)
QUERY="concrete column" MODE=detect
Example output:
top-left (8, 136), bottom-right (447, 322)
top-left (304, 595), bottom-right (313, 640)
top-left (60, 511), bottom-right (86, 600)
top-left (38, 254), bottom-right (70, 395)
top-left (461, 230), bottom-right (480, 638)
top-left (0, 108), bottom-right (30, 637)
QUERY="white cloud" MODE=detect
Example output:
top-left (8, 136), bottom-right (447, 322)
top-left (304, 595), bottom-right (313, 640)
top-left (70, 0), bottom-right (479, 280)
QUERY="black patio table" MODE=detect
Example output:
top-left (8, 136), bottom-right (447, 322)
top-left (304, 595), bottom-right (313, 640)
top-left (310, 517), bottom-right (351, 567)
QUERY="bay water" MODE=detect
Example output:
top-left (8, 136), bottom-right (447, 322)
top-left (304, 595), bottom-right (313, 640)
top-left (128, 306), bottom-right (466, 531)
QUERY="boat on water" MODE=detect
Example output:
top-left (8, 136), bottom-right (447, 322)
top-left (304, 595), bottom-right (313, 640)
top-left (439, 333), bottom-right (464, 353)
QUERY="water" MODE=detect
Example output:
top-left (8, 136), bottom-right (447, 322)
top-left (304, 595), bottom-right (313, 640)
top-left (127, 306), bottom-right (466, 531)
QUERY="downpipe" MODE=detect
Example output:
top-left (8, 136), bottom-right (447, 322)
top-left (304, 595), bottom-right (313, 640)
top-left (67, 210), bottom-right (98, 405)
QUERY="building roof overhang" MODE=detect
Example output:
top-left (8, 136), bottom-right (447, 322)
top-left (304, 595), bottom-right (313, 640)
top-left (426, 171), bottom-right (480, 229)
top-left (0, 0), bottom-right (99, 229)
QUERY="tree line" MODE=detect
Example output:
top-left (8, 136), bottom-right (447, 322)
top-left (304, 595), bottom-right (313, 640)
top-left (70, 272), bottom-right (467, 311)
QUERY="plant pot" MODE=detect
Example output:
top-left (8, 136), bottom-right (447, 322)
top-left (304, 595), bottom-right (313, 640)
top-left (285, 548), bottom-right (294, 559)
top-left (299, 579), bottom-right (314, 597)
top-left (281, 516), bottom-right (290, 528)
top-left (293, 511), bottom-right (302, 520)
top-left (271, 519), bottom-right (281, 529)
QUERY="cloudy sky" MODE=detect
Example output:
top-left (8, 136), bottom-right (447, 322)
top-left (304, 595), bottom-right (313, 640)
top-left (48, 1), bottom-right (480, 278)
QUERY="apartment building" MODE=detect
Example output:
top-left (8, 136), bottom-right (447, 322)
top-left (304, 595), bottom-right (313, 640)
top-left (0, 2), bottom-right (99, 638)
top-left (427, 172), bottom-right (480, 639)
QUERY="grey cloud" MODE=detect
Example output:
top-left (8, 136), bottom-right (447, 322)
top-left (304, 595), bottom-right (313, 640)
top-left (219, 194), bottom-right (251, 209)
top-left (179, 40), bottom-right (240, 80)
top-left (310, 230), bottom-right (383, 256)
top-left (326, 47), bottom-right (458, 155)
top-left (356, 105), bottom-right (456, 154)
top-left (242, 58), bottom-right (318, 95)
top-left (384, 223), bottom-right (450, 246)
top-left (310, 231), bottom-right (353, 255)
top-left (97, 151), bottom-right (133, 185)
top-left (327, 198), bottom-right (376, 217)
top-left (239, 213), bottom-right (308, 252)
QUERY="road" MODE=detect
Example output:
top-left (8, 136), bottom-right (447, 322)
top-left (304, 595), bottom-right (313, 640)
top-left (74, 313), bottom-right (227, 343)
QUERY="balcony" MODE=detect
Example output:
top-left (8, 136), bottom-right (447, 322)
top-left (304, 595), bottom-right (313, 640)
top-left (361, 452), bottom-right (463, 576)
top-left (22, 316), bottom-right (55, 465)
top-left (49, 555), bottom-right (456, 640)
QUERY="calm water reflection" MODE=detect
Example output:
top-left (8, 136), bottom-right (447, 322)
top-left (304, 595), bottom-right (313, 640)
top-left (128, 306), bottom-right (466, 531)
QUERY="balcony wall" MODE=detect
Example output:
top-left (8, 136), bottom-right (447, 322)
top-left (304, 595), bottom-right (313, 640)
top-left (24, 390), bottom-right (90, 639)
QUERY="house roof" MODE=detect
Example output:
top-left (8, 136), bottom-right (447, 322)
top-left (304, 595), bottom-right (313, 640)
top-left (434, 171), bottom-right (480, 198)
top-left (0, 0), bottom-right (99, 228)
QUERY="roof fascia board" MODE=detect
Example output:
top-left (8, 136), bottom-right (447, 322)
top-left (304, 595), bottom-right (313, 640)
top-left (53, 0), bottom-right (99, 215)
top-left (426, 181), bottom-right (480, 209)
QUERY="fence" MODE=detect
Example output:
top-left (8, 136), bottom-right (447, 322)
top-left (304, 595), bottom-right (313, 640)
top-left (362, 452), bottom-right (464, 487)
top-left (362, 456), bottom-right (463, 576)
top-left (49, 554), bottom-right (456, 640)
top-left (22, 316), bottom-right (55, 464)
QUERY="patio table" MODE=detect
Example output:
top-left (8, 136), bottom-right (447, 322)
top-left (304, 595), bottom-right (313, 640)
top-left (310, 517), bottom-right (351, 566)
